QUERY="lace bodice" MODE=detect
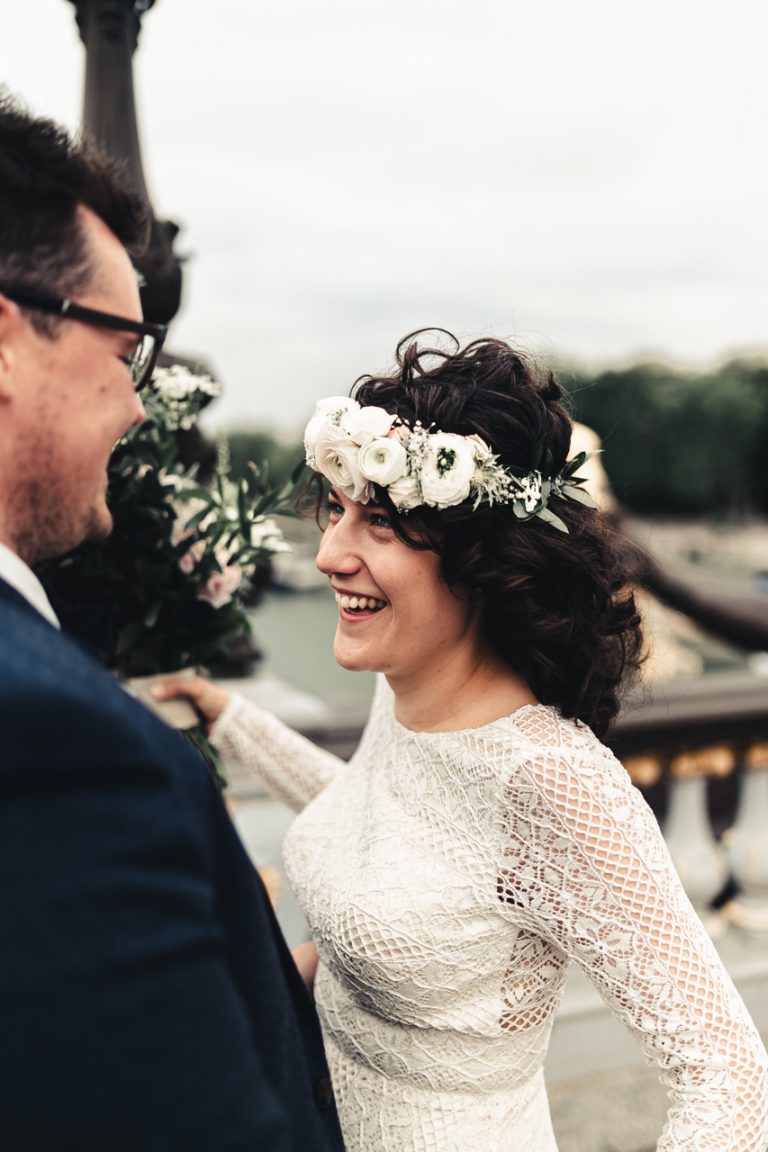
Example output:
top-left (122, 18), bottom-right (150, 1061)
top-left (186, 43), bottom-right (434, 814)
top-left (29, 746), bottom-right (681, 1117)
top-left (214, 683), bottom-right (768, 1151)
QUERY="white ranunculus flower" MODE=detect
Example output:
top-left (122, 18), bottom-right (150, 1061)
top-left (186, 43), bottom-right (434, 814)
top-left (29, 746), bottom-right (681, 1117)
top-left (346, 405), bottom-right (397, 447)
top-left (387, 472), bottom-right (422, 511)
top-left (303, 396), bottom-right (360, 466)
top-left (358, 437), bottom-right (408, 487)
top-left (418, 433), bottom-right (476, 507)
top-left (314, 424), bottom-right (372, 502)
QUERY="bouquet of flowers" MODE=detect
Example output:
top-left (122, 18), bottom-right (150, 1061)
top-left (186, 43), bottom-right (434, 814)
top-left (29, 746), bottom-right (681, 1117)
top-left (36, 365), bottom-right (291, 781)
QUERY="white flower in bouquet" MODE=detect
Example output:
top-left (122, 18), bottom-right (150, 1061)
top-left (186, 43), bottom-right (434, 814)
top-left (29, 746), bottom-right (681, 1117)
top-left (250, 516), bottom-right (291, 553)
top-left (161, 472), bottom-right (210, 547)
top-left (150, 366), bottom-right (220, 431)
top-left (196, 564), bottom-right (243, 609)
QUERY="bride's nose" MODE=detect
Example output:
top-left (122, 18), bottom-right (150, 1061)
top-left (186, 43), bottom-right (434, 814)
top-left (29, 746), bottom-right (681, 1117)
top-left (316, 518), bottom-right (361, 577)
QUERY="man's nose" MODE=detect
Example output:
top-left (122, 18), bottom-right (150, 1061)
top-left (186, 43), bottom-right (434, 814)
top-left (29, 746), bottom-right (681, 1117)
top-left (131, 391), bottom-right (146, 427)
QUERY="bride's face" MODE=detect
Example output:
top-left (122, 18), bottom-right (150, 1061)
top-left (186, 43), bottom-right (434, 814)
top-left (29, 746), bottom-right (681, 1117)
top-left (315, 488), bottom-right (481, 683)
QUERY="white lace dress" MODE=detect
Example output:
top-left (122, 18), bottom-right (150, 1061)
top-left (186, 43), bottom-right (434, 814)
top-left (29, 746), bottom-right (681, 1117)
top-left (214, 681), bottom-right (768, 1151)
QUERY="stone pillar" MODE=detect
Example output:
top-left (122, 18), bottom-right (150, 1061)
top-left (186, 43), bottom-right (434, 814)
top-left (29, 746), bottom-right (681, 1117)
top-left (724, 742), bottom-right (768, 933)
top-left (664, 746), bottom-right (733, 937)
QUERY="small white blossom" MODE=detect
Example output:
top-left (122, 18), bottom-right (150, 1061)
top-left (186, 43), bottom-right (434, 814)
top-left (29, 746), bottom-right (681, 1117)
top-left (518, 474), bottom-right (542, 512)
top-left (251, 516), bottom-right (291, 552)
top-left (151, 366), bottom-right (220, 432)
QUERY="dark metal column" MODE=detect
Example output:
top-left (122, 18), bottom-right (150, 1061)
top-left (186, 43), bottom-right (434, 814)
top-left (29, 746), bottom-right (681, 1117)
top-left (66, 0), bottom-right (182, 326)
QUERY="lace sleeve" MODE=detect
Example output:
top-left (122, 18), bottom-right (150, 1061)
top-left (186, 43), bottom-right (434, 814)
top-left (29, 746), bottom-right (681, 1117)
top-left (211, 694), bottom-right (345, 811)
top-left (497, 713), bottom-right (768, 1151)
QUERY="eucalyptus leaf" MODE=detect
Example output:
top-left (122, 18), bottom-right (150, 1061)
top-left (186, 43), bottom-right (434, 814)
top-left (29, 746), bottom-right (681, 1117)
top-left (536, 508), bottom-right (569, 533)
top-left (144, 602), bottom-right (162, 628)
top-left (175, 485), bottom-right (215, 504)
top-left (291, 459), bottom-right (312, 486)
top-left (561, 484), bottom-right (597, 507)
top-left (116, 620), bottom-right (145, 657)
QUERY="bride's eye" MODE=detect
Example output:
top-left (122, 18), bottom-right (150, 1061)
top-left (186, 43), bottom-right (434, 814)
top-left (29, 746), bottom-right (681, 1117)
top-left (325, 497), bottom-right (344, 524)
top-left (370, 510), bottom-right (393, 530)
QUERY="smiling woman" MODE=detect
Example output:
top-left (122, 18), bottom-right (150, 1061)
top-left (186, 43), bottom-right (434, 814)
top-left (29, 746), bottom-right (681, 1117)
top-left (316, 486), bottom-right (485, 700)
top-left (160, 331), bottom-right (768, 1152)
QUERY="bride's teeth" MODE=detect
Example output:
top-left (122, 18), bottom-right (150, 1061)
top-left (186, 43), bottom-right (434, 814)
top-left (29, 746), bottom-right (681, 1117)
top-left (335, 593), bottom-right (385, 611)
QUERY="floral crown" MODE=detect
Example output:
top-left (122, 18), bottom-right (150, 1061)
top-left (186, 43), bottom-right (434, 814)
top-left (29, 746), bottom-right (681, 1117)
top-left (304, 396), bottom-right (596, 533)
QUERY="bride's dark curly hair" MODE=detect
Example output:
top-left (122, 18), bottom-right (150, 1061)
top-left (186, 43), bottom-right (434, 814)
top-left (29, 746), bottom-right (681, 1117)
top-left (352, 329), bottom-right (644, 737)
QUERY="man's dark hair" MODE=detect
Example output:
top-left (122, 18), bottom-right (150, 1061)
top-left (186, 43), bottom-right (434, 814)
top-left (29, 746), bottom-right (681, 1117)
top-left (0, 89), bottom-right (150, 332)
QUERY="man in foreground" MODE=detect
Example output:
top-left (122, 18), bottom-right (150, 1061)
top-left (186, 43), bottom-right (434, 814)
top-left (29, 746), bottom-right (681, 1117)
top-left (0, 91), bottom-right (343, 1151)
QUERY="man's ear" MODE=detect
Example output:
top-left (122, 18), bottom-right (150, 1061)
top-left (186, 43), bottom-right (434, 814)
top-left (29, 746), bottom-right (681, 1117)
top-left (0, 294), bottom-right (23, 398)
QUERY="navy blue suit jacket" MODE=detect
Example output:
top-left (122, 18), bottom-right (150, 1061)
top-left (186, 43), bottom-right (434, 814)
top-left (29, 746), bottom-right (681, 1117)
top-left (0, 578), bottom-right (344, 1151)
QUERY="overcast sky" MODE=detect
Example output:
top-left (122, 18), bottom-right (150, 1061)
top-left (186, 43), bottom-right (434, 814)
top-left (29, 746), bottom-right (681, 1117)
top-left (4, 0), bottom-right (768, 432)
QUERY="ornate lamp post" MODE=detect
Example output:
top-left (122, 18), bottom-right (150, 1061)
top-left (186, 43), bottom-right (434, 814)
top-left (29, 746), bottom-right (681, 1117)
top-left (65, 0), bottom-right (182, 327)
top-left (64, 0), bottom-right (219, 480)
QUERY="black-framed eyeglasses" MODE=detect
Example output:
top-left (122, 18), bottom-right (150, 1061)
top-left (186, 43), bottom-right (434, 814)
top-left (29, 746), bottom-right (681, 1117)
top-left (0, 285), bottom-right (168, 392)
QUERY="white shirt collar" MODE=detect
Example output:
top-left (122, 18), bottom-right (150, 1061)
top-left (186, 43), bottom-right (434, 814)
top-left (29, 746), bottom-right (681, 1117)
top-left (0, 542), bottom-right (60, 629)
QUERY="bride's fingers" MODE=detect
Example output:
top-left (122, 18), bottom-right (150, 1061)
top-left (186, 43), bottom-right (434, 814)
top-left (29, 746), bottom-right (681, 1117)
top-left (152, 675), bottom-right (231, 724)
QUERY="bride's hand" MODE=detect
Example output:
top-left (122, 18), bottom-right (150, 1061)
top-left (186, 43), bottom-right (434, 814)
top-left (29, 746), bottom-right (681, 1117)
top-left (291, 941), bottom-right (319, 996)
top-left (151, 674), bottom-right (231, 731)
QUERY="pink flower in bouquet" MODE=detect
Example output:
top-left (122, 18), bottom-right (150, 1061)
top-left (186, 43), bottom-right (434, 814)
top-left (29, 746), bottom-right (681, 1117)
top-left (196, 564), bottom-right (243, 609)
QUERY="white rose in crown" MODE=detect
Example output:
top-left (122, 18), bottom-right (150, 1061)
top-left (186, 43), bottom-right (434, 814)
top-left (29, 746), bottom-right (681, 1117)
top-left (346, 405), bottom-right (397, 447)
top-left (418, 433), bottom-right (477, 507)
top-left (387, 471), bottom-right (422, 511)
top-left (304, 396), bottom-right (359, 468)
top-left (313, 423), bottom-right (372, 502)
top-left (358, 436), bottom-right (408, 487)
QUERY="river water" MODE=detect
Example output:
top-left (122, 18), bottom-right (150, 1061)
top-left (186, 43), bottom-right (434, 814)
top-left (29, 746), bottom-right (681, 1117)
top-left (250, 515), bottom-right (768, 708)
top-left (249, 588), bottom-right (375, 708)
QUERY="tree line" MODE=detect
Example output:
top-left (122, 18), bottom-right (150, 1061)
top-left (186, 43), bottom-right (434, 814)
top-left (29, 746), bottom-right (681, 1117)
top-left (224, 356), bottom-right (768, 518)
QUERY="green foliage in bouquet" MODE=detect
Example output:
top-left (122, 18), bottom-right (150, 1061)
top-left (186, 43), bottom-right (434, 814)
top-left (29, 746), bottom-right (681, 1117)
top-left (37, 365), bottom-right (290, 675)
top-left (35, 367), bottom-right (291, 784)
